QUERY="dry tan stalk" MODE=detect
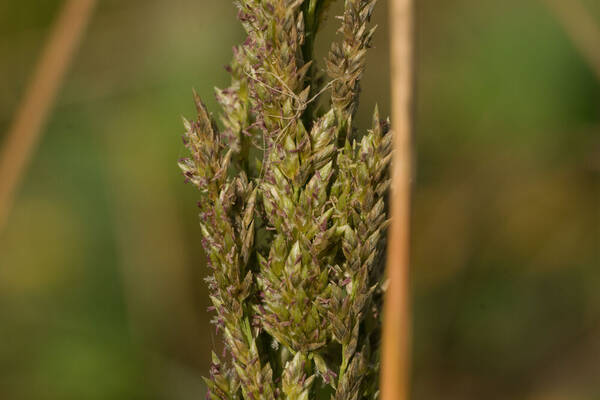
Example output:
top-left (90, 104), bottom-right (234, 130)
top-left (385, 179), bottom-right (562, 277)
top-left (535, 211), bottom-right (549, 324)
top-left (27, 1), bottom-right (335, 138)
top-left (0, 0), bottom-right (97, 233)
top-left (381, 0), bottom-right (414, 399)
top-left (543, 0), bottom-right (600, 82)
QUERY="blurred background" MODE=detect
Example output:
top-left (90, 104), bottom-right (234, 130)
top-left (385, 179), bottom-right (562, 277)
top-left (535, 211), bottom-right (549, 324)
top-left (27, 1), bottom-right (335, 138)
top-left (0, 0), bottom-right (598, 399)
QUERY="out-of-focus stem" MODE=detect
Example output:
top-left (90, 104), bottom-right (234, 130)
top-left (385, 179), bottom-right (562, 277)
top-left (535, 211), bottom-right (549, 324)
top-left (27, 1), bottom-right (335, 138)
top-left (543, 0), bottom-right (600, 82)
top-left (381, 0), bottom-right (414, 399)
top-left (0, 0), bottom-right (97, 233)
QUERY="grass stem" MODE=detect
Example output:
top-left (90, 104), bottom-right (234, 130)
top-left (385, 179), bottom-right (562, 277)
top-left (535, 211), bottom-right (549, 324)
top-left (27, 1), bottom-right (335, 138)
top-left (381, 0), bottom-right (414, 399)
top-left (0, 0), bottom-right (97, 233)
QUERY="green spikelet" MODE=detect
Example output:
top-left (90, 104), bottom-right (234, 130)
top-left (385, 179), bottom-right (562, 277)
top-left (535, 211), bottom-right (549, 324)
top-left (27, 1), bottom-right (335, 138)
top-left (179, 1), bottom-right (391, 398)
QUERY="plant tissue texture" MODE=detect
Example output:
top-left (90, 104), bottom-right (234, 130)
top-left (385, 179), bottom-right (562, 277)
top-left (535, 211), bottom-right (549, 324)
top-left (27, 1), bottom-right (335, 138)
top-left (179, 1), bottom-right (391, 398)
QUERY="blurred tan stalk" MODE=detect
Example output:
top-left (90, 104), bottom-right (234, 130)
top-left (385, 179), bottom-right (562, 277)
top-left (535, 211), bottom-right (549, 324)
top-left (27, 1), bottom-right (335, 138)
top-left (381, 0), bottom-right (414, 399)
top-left (543, 0), bottom-right (600, 82)
top-left (0, 0), bottom-right (97, 232)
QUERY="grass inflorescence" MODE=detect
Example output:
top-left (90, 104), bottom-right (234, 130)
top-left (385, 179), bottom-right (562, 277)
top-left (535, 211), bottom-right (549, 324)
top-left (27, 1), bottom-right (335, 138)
top-left (179, 1), bottom-right (392, 398)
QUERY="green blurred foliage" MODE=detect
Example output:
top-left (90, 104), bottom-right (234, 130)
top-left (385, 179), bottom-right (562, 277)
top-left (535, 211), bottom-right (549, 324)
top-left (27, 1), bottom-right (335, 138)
top-left (0, 0), bottom-right (598, 399)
